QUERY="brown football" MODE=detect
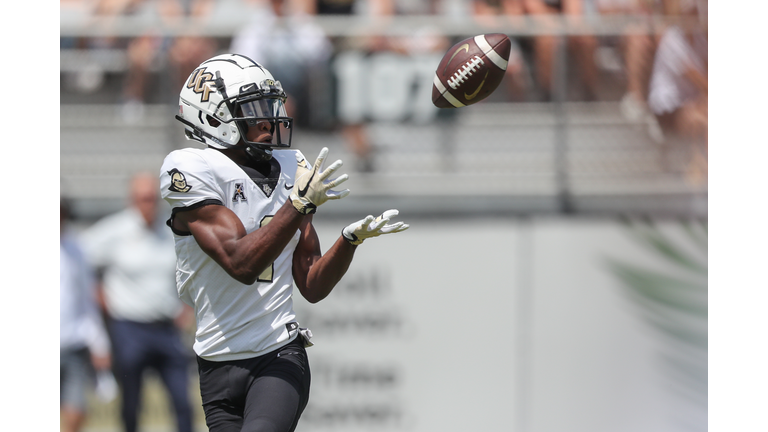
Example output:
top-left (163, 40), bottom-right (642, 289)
top-left (432, 33), bottom-right (512, 108)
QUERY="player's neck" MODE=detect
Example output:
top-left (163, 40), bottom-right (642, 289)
top-left (216, 147), bottom-right (272, 175)
top-left (217, 147), bottom-right (250, 167)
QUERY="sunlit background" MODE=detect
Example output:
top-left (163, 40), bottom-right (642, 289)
top-left (60, 0), bottom-right (708, 431)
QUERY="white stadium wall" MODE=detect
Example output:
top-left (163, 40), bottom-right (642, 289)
top-left (294, 216), bottom-right (707, 432)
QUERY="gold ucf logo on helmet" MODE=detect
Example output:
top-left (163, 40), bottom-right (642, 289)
top-left (187, 67), bottom-right (215, 102)
top-left (168, 168), bottom-right (192, 193)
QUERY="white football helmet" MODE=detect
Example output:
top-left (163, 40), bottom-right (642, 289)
top-left (176, 53), bottom-right (292, 161)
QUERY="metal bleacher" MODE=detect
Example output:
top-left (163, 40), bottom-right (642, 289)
top-left (61, 100), bottom-right (706, 221)
top-left (60, 11), bottom-right (708, 221)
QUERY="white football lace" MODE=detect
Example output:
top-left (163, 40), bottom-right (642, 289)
top-left (447, 56), bottom-right (486, 90)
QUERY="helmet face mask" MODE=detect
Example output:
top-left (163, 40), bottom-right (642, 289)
top-left (176, 54), bottom-right (293, 161)
top-left (226, 81), bottom-right (292, 156)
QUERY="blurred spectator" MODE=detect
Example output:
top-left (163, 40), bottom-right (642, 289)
top-left (90, 0), bottom-right (219, 122)
top-left (230, 0), bottom-right (334, 129)
top-left (522, 0), bottom-right (600, 101)
top-left (311, 0), bottom-right (449, 171)
top-left (122, 32), bottom-right (163, 121)
top-left (597, 0), bottom-right (659, 103)
top-left (234, 0), bottom-right (403, 172)
top-left (593, 0), bottom-right (665, 142)
top-left (647, 13), bottom-right (707, 182)
top-left (60, 198), bottom-right (112, 432)
top-left (167, 34), bottom-right (217, 98)
top-left (79, 172), bottom-right (194, 432)
top-left (61, 0), bottom-right (112, 95)
top-left (316, 0), bottom-right (391, 172)
top-left (90, 0), bottom-right (178, 121)
top-left (166, 0), bottom-right (219, 102)
top-left (472, 0), bottom-right (534, 101)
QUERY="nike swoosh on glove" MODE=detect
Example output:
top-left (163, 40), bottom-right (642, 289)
top-left (290, 147), bottom-right (350, 214)
top-left (342, 209), bottom-right (409, 245)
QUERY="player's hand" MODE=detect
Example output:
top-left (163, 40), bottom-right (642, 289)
top-left (290, 147), bottom-right (350, 214)
top-left (342, 209), bottom-right (409, 245)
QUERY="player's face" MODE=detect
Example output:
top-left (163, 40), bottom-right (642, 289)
top-left (236, 101), bottom-right (277, 145)
top-left (245, 120), bottom-right (273, 144)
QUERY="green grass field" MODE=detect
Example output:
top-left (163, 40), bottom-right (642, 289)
top-left (82, 371), bottom-right (206, 432)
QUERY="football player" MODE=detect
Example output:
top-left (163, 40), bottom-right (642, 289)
top-left (160, 53), bottom-right (408, 432)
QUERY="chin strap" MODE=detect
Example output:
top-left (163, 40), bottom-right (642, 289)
top-left (245, 144), bottom-right (273, 161)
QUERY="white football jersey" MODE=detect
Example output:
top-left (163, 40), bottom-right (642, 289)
top-left (160, 147), bottom-right (305, 361)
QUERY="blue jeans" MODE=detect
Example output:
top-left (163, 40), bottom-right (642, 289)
top-left (109, 319), bottom-right (193, 432)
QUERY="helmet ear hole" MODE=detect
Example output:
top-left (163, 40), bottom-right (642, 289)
top-left (206, 114), bottom-right (221, 128)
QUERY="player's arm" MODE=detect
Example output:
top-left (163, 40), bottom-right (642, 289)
top-left (175, 200), bottom-right (305, 285)
top-left (292, 216), bottom-right (357, 304)
top-left (171, 147), bottom-right (350, 285)
top-left (292, 209), bottom-right (409, 304)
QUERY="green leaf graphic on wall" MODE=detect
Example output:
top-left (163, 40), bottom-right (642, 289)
top-left (605, 219), bottom-right (708, 426)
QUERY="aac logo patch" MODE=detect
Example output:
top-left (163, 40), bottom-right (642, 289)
top-left (232, 183), bottom-right (247, 203)
top-left (168, 168), bottom-right (192, 193)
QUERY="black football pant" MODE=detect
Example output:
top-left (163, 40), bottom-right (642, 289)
top-left (196, 336), bottom-right (311, 432)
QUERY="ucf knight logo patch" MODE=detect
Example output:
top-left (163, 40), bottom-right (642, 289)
top-left (167, 168), bottom-right (192, 193)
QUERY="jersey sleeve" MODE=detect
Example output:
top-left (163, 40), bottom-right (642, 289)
top-left (160, 149), bottom-right (225, 211)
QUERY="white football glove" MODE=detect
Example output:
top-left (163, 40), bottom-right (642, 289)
top-left (290, 147), bottom-right (350, 215)
top-left (342, 209), bottom-right (409, 245)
